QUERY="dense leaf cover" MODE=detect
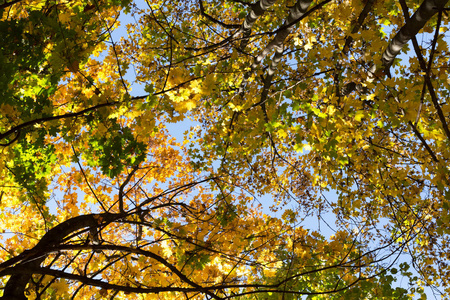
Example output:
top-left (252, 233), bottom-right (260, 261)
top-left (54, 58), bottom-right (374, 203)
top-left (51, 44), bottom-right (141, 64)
top-left (0, 0), bottom-right (449, 298)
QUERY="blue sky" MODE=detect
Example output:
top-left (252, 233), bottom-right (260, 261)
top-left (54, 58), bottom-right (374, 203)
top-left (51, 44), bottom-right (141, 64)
top-left (96, 2), bottom-right (447, 298)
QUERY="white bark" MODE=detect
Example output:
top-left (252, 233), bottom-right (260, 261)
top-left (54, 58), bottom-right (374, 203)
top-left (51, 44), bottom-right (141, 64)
top-left (382, 0), bottom-right (449, 68)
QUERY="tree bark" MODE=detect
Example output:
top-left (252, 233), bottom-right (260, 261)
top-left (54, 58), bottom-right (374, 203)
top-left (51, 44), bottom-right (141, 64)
top-left (381, 0), bottom-right (449, 70)
top-left (0, 213), bottom-right (123, 300)
top-left (253, 0), bottom-right (314, 72)
top-left (342, 0), bottom-right (448, 95)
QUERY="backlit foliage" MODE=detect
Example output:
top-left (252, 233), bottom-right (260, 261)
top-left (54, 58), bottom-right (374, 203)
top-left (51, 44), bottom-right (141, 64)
top-left (0, 0), bottom-right (449, 298)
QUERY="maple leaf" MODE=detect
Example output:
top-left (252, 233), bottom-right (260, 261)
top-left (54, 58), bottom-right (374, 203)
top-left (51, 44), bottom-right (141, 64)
top-left (1, 0), bottom-right (449, 299)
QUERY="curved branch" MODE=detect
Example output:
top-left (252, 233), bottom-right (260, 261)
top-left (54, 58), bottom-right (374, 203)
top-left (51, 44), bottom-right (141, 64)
top-left (0, 266), bottom-right (220, 295)
top-left (0, 101), bottom-right (119, 144)
top-left (0, 0), bottom-right (21, 9)
top-left (199, 0), bottom-right (241, 29)
top-left (398, 0), bottom-right (450, 144)
top-left (344, 0), bottom-right (448, 95)
top-left (187, 0), bottom-right (277, 52)
top-left (0, 129), bottom-right (20, 147)
top-left (381, 0), bottom-right (449, 70)
top-left (48, 244), bottom-right (223, 299)
top-left (343, 0), bottom-right (376, 54)
top-left (238, 0), bottom-right (330, 94)
top-left (0, 212), bottom-right (124, 300)
top-left (251, 0), bottom-right (314, 71)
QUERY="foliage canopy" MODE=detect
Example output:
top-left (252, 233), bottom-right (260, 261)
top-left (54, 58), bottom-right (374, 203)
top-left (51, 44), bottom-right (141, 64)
top-left (0, 0), bottom-right (450, 298)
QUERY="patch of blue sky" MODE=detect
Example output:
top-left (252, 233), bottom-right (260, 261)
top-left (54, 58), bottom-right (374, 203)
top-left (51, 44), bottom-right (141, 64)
top-left (51, 2), bottom-right (446, 297)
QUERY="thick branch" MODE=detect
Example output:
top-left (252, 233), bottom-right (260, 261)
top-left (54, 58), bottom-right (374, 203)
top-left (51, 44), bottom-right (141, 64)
top-left (50, 244), bottom-right (223, 299)
top-left (252, 0), bottom-right (313, 70)
top-left (398, 0), bottom-right (450, 144)
top-left (0, 266), bottom-right (221, 295)
top-left (0, 213), bottom-right (123, 300)
top-left (343, 0), bottom-right (448, 95)
top-left (188, 0), bottom-right (276, 52)
top-left (343, 0), bottom-right (376, 54)
top-left (239, 0), bottom-right (278, 48)
top-left (0, 101), bottom-right (119, 145)
top-left (0, 0), bottom-right (21, 9)
top-left (381, 0), bottom-right (449, 69)
top-left (238, 0), bottom-right (328, 94)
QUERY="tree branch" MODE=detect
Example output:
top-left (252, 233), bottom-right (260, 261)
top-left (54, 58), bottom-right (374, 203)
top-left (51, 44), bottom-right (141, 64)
top-left (199, 0), bottom-right (241, 29)
top-left (343, 0), bottom-right (376, 54)
top-left (0, 101), bottom-right (119, 145)
top-left (0, 0), bottom-right (21, 9)
top-left (381, 0), bottom-right (449, 71)
top-left (0, 213), bottom-right (124, 300)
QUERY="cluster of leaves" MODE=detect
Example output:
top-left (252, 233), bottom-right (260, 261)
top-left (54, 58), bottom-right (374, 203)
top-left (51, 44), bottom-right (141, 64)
top-left (0, 0), bottom-right (449, 299)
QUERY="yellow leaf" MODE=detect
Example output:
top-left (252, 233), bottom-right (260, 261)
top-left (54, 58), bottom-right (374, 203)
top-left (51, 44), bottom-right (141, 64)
top-left (354, 110), bottom-right (365, 121)
top-left (59, 12), bottom-right (71, 24)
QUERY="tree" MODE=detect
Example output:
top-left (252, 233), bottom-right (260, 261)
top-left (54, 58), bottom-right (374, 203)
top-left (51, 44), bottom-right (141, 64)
top-left (0, 0), bottom-right (448, 298)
